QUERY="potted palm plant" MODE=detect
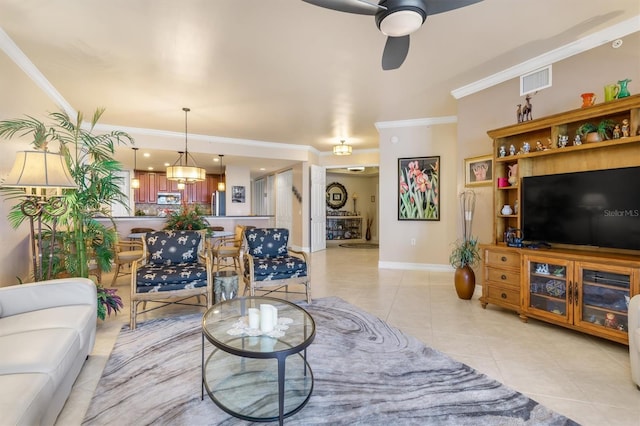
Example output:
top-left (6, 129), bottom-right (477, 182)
top-left (576, 119), bottom-right (616, 143)
top-left (449, 190), bottom-right (481, 299)
top-left (0, 108), bottom-right (134, 318)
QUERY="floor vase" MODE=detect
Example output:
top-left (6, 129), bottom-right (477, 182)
top-left (454, 265), bottom-right (475, 300)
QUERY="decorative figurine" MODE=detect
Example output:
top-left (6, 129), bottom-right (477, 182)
top-left (522, 142), bottom-right (530, 153)
top-left (535, 140), bottom-right (546, 151)
top-left (621, 119), bottom-right (630, 137)
top-left (535, 263), bottom-right (549, 274)
top-left (558, 135), bottom-right (569, 148)
top-left (509, 144), bottom-right (516, 156)
top-left (573, 135), bottom-right (582, 145)
top-left (604, 312), bottom-right (618, 329)
top-left (613, 124), bottom-right (621, 139)
top-left (516, 104), bottom-right (522, 123)
top-left (518, 95), bottom-right (533, 123)
top-left (548, 137), bottom-right (557, 149)
top-left (499, 146), bottom-right (506, 157)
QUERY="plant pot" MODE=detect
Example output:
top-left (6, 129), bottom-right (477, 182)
top-left (454, 265), bottom-right (475, 300)
top-left (585, 132), bottom-right (601, 143)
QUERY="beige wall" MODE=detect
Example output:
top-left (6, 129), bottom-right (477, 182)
top-left (378, 123), bottom-right (458, 268)
top-left (224, 164), bottom-right (251, 216)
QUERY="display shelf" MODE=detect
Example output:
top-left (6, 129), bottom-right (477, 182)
top-left (481, 95), bottom-right (640, 344)
top-left (488, 94), bottom-right (640, 246)
top-left (326, 216), bottom-right (362, 240)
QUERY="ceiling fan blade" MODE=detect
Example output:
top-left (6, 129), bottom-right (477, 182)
top-left (382, 35), bottom-right (409, 70)
top-left (424, 0), bottom-right (483, 15)
top-left (302, 0), bottom-right (379, 15)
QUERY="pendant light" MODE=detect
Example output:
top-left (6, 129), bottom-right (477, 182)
top-left (166, 107), bottom-right (206, 183)
top-left (131, 147), bottom-right (140, 189)
top-left (217, 154), bottom-right (226, 192)
top-left (333, 139), bottom-right (352, 156)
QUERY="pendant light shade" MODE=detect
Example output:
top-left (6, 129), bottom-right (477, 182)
top-left (217, 154), bottom-right (226, 192)
top-left (333, 139), bottom-right (352, 156)
top-left (166, 107), bottom-right (206, 183)
top-left (131, 147), bottom-right (140, 189)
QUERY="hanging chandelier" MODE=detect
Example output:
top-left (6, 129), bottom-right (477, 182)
top-left (131, 147), bottom-right (140, 189)
top-left (166, 107), bottom-right (206, 183)
top-left (217, 154), bottom-right (226, 191)
top-left (333, 139), bottom-right (352, 156)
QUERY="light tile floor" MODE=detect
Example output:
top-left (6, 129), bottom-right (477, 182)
top-left (57, 246), bottom-right (640, 425)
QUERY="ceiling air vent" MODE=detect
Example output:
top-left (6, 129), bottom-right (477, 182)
top-left (520, 65), bottom-right (552, 96)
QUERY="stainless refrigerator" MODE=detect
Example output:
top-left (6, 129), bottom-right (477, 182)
top-left (211, 191), bottom-right (226, 216)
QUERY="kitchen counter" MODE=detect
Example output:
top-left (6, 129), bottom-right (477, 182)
top-left (95, 216), bottom-right (274, 237)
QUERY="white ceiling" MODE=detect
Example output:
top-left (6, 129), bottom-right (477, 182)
top-left (0, 0), bottom-right (638, 177)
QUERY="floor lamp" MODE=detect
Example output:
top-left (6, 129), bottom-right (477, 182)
top-left (3, 150), bottom-right (77, 281)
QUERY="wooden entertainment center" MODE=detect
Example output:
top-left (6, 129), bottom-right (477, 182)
top-left (480, 94), bottom-right (640, 344)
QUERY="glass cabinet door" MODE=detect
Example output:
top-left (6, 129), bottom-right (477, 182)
top-left (525, 256), bottom-right (572, 323)
top-left (575, 263), bottom-right (631, 337)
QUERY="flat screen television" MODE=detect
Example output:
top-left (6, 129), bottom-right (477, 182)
top-left (521, 166), bottom-right (640, 251)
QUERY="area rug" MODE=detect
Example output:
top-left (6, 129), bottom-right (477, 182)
top-left (338, 242), bottom-right (379, 249)
top-left (83, 297), bottom-right (577, 425)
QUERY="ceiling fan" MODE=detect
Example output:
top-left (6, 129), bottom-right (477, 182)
top-left (302, 0), bottom-right (483, 70)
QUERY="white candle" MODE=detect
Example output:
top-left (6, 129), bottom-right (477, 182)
top-left (272, 306), bottom-right (278, 326)
top-left (260, 304), bottom-right (275, 333)
top-left (248, 308), bottom-right (260, 330)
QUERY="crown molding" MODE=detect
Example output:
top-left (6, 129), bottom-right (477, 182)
top-left (375, 115), bottom-right (458, 130)
top-left (0, 26), bottom-right (76, 117)
top-left (451, 15), bottom-right (640, 99)
top-left (91, 122), bottom-right (317, 153)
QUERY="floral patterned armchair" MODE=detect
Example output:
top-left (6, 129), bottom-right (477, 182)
top-left (130, 230), bottom-right (212, 329)
top-left (241, 228), bottom-right (311, 303)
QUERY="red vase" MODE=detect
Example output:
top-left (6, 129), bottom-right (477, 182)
top-left (454, 265), bottom-right (476, 300)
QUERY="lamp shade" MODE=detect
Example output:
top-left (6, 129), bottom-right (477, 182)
top-left (131, 177), bottom-right (140, 189)
top-left (166, 165), bottom-right (206, 183)
top-left (3, 151), bottom-right (76, 189)
top-left (333, 141), bottom-right (352, 156)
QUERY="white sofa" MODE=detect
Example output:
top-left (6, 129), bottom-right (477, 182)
top-left (0, 278), bottom-right (97, 425)
top-left (630, 294), bottom-right (640, 390)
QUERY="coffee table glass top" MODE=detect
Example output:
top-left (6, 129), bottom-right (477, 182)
top-left (202, 296), bottom-right (315, 356)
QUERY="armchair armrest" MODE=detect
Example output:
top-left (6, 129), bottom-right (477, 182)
top-left (288, 248), bottom-right (309, 263)
top-left (0, 278), bottom-right (97, 318)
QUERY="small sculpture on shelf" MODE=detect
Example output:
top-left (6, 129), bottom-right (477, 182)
top-left (573, 135), bottom-right (582, 145)
top-left (612, 124), bottom-right (621, 139)
top-left (522, 142), bottom-right (530, 153)
top-left (509, 144), bottom-right (516, 156)
top-left (621, 119), bottom-right (630, 138)
top-left (604, 312), bottom-right (618, 329)
top-left (535, 140), bottom-right (546, 151)
top-left (499, 146), bottom-right (506, 157)
top-left (548, 137), bottom-right (557, 149)
top-left (517, 95), bottom-right (533, 122)
top-left (558, 135), bottom-right (568, 148)
top-left (535, 263), bottom-right (549, 275)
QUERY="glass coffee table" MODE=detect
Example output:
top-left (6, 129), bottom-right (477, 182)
top-left (201, 297), bottom-right (315, 425)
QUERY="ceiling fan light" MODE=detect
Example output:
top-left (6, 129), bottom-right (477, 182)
top-left (379, 10), bottom-right (424, 37)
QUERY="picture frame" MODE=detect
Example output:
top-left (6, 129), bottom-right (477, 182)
top-left (465, 154), bottom-right (493, 187)
top-left (398, 156), bottom-right (440, 221)
top-left (231, 185), bottom-right (245, 203)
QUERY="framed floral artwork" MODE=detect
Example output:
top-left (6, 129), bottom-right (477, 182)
top-left (398, 156), bottom-right (440, 221)
top-left (465, 154), bottom-right (493, 187)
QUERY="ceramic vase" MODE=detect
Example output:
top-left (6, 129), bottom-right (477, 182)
top-left (454, 265), bottom-right (475, 300)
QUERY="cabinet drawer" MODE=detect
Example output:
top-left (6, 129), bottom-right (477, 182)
top-left (486, 284), bottom-right (520, 308)
top-left (486, 267), bottom-right (520, 287)
top-left (486, 250), bottom-right (520, 268)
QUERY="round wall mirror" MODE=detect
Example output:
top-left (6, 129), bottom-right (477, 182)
top-left (326, 182), bottom-right (347, 209)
